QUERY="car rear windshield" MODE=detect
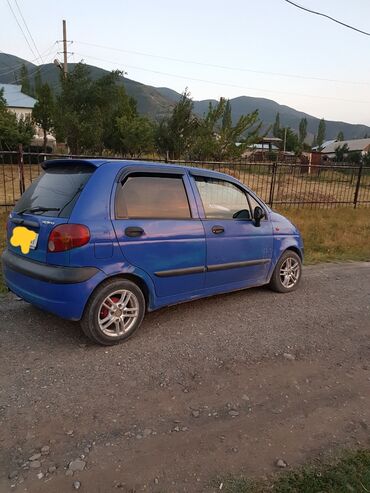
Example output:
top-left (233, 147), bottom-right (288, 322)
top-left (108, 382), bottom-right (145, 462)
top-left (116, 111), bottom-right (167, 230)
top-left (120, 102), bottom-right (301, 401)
top-left (14, 165), bottom-right (95, 218)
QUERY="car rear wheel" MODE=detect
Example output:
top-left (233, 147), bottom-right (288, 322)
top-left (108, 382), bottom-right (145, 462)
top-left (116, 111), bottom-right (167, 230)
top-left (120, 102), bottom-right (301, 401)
top-left (81, 279), bottom-right (145, 345)
top-left (269, 250), bottom-right (302, 293)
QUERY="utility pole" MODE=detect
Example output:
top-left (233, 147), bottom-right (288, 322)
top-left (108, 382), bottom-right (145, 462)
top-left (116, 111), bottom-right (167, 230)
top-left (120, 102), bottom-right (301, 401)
top-left (62, 19), bottom-right (68, 78)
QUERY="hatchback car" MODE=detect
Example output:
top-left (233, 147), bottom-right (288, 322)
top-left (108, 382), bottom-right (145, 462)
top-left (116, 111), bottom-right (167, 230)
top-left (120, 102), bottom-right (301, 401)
top-left (2, 159), bottom-right (303, 345)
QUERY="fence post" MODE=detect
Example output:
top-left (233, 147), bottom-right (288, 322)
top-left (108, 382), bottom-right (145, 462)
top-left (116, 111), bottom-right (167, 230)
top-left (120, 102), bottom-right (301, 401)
top-left (269, 161), bottom-right (278, 208)
top-left (18, 143), bottom-right (25, 196)
top-left (353, 162), bottom-right (363, 209)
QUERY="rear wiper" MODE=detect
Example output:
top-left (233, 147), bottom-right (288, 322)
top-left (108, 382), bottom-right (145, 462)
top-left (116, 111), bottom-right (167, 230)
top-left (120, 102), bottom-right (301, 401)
top-left (18, 206), bottom-right (61, 215)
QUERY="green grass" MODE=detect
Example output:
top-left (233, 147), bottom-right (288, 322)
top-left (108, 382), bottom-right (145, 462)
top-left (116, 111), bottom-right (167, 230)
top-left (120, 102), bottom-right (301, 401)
top-left (218, 449), bottom-right (370, 492)
top-left (276, 207), bottom-right (370, 264)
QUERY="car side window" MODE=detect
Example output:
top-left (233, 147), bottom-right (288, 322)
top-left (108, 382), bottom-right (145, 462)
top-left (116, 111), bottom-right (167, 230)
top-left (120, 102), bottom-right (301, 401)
top-left (194, 177), bottom-right (251, 220)
top-left (116, 174), bottom-right (191, 219)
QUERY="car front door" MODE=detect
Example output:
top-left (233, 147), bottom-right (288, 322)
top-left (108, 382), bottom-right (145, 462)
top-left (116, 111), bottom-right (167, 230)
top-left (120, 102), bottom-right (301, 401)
top-left (112, 169), bottom-right (206, 298)
top-left (191, 173), bottom-right (273, 288)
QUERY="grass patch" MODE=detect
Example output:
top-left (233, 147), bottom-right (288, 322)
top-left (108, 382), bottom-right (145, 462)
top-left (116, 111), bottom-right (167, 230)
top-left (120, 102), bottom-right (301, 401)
top-left (218, 449), bottom-right (370, 492)
top-left (276, 207), bottom-right (370, 264)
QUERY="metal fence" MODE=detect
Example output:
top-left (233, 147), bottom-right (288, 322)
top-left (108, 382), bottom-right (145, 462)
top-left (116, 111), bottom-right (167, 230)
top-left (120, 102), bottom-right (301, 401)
top-left (1, 150), bottom-right (370, 211)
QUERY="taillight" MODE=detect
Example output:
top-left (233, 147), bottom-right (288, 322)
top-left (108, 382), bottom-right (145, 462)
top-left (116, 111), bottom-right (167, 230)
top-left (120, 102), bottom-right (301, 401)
top-left (48, 224), bottom-right (90, 252)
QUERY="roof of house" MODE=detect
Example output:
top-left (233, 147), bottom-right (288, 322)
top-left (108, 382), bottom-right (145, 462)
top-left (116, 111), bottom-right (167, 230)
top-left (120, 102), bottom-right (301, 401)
top-left (321, 138), bottom-right (370, 154)
top-left (0, 83), bottom-right (37, 109)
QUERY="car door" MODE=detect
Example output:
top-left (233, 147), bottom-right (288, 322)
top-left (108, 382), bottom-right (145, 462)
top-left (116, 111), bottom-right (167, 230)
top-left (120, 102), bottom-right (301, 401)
top-left (112, 169), bottom-right (206, 298)
top-left (190, 173), bottom-right (273, 288)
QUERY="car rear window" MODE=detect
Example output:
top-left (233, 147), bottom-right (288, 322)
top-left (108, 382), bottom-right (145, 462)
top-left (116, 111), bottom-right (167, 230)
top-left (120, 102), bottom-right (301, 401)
top-left (14, 165), bottom-right (95, 218)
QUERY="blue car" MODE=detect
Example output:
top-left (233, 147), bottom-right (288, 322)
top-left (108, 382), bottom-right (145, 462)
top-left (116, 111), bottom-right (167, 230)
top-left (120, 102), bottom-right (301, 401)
top-left (2, 159), bottom-right (303, 345)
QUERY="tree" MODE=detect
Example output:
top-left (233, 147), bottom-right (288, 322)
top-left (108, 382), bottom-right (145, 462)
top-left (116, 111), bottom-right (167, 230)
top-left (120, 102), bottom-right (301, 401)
top-left (317, 118), bottom-right (326, 150)
top-left (32, 83), bottom-right (54, 151)
top-left (298, 117), bottom-right (307, 145)
top-left (0, 89), bottom-right (33, 150)
top-left (336, 131), bottom-right (344, 141)
top-left (334, 143), bottom-right (349, 162)
top-left (116, 115), bottom-right (155, 157)
top-left (273, 112), bottom-right (280, 138)
top-left (19, 64), bottom-right (32, 96)
top-left (189, 98), bottom-right (261, 161)
top-left (276, 127), bottom-right (300, 154)
top-left (155, 89), bottom-right (197, 159)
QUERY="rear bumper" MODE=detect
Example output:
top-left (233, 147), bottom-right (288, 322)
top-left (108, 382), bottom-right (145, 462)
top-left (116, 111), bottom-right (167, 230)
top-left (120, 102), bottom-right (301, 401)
top-left (2, 249), bottom-right (99, 283)
top-left (1, 249), bottom-right (105, 320)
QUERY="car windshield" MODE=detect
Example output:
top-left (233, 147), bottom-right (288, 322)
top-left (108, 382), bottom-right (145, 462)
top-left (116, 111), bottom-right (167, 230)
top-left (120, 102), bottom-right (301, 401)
top-left (14, 165), bottom-right (95, 218)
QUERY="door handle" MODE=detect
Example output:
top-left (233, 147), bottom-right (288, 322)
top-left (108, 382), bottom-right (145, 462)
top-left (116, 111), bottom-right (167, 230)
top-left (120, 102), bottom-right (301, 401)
top-left (211, 225), bottom-right (224, 234)
top-left (125, 226), bottom-right (144, 237)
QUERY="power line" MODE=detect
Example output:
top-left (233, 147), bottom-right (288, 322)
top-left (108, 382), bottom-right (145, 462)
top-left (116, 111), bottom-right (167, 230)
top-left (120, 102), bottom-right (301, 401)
top-left (14, 0), bottom-right (44, 63)
top-left (6, 0), bottom-right (37, 58)
top-left (74, 40), bottom-right (370, 87)
top-left (74, 51), bottom-right (370, 105)
top-left (282, 0), bottom-right (370, 36)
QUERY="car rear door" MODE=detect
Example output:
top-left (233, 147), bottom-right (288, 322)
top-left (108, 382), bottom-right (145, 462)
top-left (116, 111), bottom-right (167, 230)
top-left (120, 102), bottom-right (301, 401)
top-left (111, 168), bottom-right (206, 298)
top-left (190, 173), bottom-right (273, 288)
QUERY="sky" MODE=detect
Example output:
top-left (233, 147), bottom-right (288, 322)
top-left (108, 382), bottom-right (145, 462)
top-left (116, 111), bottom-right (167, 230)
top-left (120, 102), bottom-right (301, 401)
top-left (1, 0), bottom-right (370, 125)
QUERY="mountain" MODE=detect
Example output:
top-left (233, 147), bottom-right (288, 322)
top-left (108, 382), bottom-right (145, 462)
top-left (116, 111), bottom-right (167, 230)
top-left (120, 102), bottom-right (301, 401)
top-left (156, 88), bottom-right (370, 142)
top-left (2, 52), bottom-right (370, 141)
top-left (0, 54), bottom-right (173, 119)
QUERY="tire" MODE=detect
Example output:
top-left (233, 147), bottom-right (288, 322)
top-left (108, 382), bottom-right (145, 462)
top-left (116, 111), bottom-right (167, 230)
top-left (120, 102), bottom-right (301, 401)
top-left (81, 278), bottom-right (146, 345)
top-left (269, 250), bottom-right (302, 293)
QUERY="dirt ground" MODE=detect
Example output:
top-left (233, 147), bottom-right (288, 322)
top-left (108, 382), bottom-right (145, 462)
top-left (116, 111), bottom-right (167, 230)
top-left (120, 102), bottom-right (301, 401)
top-left (0, 262), bottom-right (369, 492)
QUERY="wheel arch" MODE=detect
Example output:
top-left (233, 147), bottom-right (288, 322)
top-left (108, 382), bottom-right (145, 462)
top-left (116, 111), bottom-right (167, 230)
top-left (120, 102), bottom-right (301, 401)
top-left (85, 272), bottom-right (152, 314)
top-left (284, 245), bottom-right (303, 261)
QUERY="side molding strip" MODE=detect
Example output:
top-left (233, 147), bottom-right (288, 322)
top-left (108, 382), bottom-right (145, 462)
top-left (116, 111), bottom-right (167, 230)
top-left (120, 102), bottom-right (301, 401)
top-left (155, 259), bottom-right (269, 277)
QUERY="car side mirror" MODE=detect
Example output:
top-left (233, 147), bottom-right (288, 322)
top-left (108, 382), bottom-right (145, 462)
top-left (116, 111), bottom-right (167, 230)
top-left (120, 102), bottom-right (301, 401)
top-left (253, 206), bottom-right (265, 227)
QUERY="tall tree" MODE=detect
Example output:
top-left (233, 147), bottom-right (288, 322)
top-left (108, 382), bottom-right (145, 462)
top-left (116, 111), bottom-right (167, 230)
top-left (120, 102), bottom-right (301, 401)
top-left (336, 130), bottom-right (344, 141)
top-left (317, 118), bottom-right (326, 150)
top-left (32, 83), bottom-right (54, 151)
top-left (156, 89), bottom-right (197, 159)
top-left (273, 112), bottom-right (280, 137)
top-left (298, 117), bottom-right (307, 144)
top-left (19, 64), bottom-right (32, 96)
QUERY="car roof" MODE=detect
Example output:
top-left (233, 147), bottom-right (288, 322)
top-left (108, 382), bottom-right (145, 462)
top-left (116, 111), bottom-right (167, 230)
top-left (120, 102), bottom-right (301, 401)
top-left (42, 158), bottom-right (237, 181)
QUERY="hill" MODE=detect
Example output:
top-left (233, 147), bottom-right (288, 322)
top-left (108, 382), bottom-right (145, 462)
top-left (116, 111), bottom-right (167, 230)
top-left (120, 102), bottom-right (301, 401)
top-left (156, 88), bottom-right (370, 141)
top-left (1, 52), bottom-right (370, 141)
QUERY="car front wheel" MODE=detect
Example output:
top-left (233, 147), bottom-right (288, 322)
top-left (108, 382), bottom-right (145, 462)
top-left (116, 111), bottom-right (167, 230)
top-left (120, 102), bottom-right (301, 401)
top-left (269, 250), bottom-right (302, 293)
top-left (81, 279), bottom-right (145, 345)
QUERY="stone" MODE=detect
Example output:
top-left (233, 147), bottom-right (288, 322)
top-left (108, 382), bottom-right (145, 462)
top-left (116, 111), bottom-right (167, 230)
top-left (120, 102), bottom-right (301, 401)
top-left (73, 481), bottom-right (81, 490)
top-left (37, 472), bottom-right (44, 480)
top-left (228, 410), bottom-right (240, 417)
top-left (29, 453), bottom-right (41, 461)
top-left (283, 353), bottom-right (295, 361)
top-left (8, 471), bottom-right (18, 480)
top-left (154, 478), bottom-right (159, 484)
top-left (276, 458), bottom-right (288, 468)
top-left (191, 410), bottom-right (200, 418)
top-left (66, 470), bottom-right (74, 476)
top-left (30, 461), bottom-right (41, 469)
top-left (48, 465), bottom-right (57, 473)
top-left (41, 446), bottom-right (50, 455)
top-left (68, 459), bottom-right (86, 472)
top-left (143, 428), bottom-right (152, 437)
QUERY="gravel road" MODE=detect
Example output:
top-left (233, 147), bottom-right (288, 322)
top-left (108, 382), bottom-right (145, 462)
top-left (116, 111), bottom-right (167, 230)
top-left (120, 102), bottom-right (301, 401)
top-left (0, 262), bottom-right (369, 492)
